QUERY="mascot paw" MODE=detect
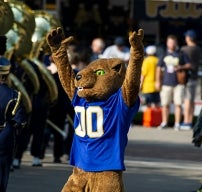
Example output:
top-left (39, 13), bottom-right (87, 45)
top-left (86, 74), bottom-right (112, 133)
top-left (129, 29), bottom-right (144, 49)
top-left (46, 27), bottom-right (65, 52)
top-left (46, 27), bottom-right (74, 52)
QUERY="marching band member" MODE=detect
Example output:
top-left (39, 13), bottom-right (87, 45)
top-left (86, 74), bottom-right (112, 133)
top-left (0, 35), bottom-right (27, 192)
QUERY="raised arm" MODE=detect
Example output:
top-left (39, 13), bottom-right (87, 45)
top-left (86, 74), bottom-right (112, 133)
top-left (122, 29), bottom-right (144, 107)
top-left (46, 27), bottom-right (76, 100)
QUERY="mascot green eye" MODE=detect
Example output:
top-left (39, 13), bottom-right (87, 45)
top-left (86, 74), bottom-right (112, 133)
top-left (95, 69), bottom-right (105, 76)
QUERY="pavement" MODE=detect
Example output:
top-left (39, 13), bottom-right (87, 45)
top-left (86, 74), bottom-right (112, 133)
top-left (127, 125), bottom-right (202, 161)
top-left (7, 125), bottom-right (202, 192)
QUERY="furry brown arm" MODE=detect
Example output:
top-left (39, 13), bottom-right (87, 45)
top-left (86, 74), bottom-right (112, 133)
top-left (46, 27), bottom-right (76, 100)
top-left (122, 29), bottom-right (144, 107)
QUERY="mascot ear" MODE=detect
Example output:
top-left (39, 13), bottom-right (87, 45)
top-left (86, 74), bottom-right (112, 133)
top-left (112, 63), bottom-right (122, 72)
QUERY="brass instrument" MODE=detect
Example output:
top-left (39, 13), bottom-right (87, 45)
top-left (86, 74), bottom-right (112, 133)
top-left (0, 0), bottom-right (33, 113)
top-left (0, 1), bottom-right (32, 113)
top-left (8, 73), bottom-right (32, 113)
top-left (30, 10), bottom-right (61, 57)
top-left (5, 21), bottom-right (32, 59)
top-left (2, 1), bottom-right (38, 113)
top-left (8, 0), bottom-right (35, 37)
top-left (5, 1), bottom-right (40, 95)
top-left (5, 22), bottom-right (34, 113)
top-left (29, 10), bottom-right (60, 103)
top-left (19, 59), bottom-right (40, 94)
top-left (2, 1), bottom-right (59, 110)
top-left (0, 0), bottom-right (14, 35)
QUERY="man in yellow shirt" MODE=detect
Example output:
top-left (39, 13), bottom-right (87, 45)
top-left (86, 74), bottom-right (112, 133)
top-left (140, 45), bottom-right (160, 107)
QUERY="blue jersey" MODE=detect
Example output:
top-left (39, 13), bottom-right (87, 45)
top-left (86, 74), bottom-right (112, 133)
top-left (70, 88), bottom-right (140, 171)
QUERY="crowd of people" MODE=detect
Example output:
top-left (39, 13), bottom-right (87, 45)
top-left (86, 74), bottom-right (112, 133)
top-left (140, 29), bottom-right (202, 131)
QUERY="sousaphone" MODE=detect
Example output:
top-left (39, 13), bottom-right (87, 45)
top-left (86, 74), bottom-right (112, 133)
top-left (0, 0), bottom-right (32, 113)
top-left (5, 22), bottom-right (33, 113)
top-left (0, 0), bottom-right (14, 35)
top-left (6, 0), bottom-right (40, 95)
top-left (29, 10), bottom-right (60, 103)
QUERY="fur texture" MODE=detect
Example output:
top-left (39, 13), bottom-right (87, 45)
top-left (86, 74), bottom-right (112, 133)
top-left (46, 27), bottom-right (144, 192)
top-left (61, 167), bottom-right (124, 192)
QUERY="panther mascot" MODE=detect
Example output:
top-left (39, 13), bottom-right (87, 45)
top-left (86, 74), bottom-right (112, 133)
top-left (46, 27), bottom-right (144, 192)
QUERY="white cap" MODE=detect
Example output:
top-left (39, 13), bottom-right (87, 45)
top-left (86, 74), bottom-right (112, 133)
top-left (145, 45), bottom-right (157, 55)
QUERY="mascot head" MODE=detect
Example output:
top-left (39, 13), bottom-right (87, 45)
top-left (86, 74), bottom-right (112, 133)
top-left (75, 58), bottom-right (126, 101)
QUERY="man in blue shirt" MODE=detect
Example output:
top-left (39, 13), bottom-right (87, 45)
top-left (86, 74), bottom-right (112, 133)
top-left (156, 35), bottom-right (191, 130)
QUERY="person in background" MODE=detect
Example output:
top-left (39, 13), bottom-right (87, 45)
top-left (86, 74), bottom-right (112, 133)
top-left (140, 45), bottom-right (160, 107)
top-left (90, 37), bottom-right (105, 61)
top-left (42, 52), bottom-right (78, 162)
top-left (0, 35), bottom-right (27, 192)
top-left (40, 55), bottom-right (69, 163)
top-left (156, 35), bottom-right (191, 131)
top-left (12, 58), bottom-right (51, 168)
top-left (180, 30), bottom-right (202, 130)
top-left (64, 51), bottom-right (80, 159)
top-left (101, 36), bottom-right (130, 63)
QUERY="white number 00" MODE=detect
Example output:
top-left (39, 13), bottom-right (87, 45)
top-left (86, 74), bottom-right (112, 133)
top-left (74, 106), bottom-right (104, 138)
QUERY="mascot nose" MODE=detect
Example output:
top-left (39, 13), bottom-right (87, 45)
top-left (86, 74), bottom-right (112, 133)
top-left (76, 74), bottom-right (82, 81)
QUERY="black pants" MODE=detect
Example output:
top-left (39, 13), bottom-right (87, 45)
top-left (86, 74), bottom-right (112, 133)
top-left (14, 95), bottom-right (49, 160)
top-left (0, 155), bottom-right (12, 192)
top-left (64, 108), bottom-right (75, 156)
